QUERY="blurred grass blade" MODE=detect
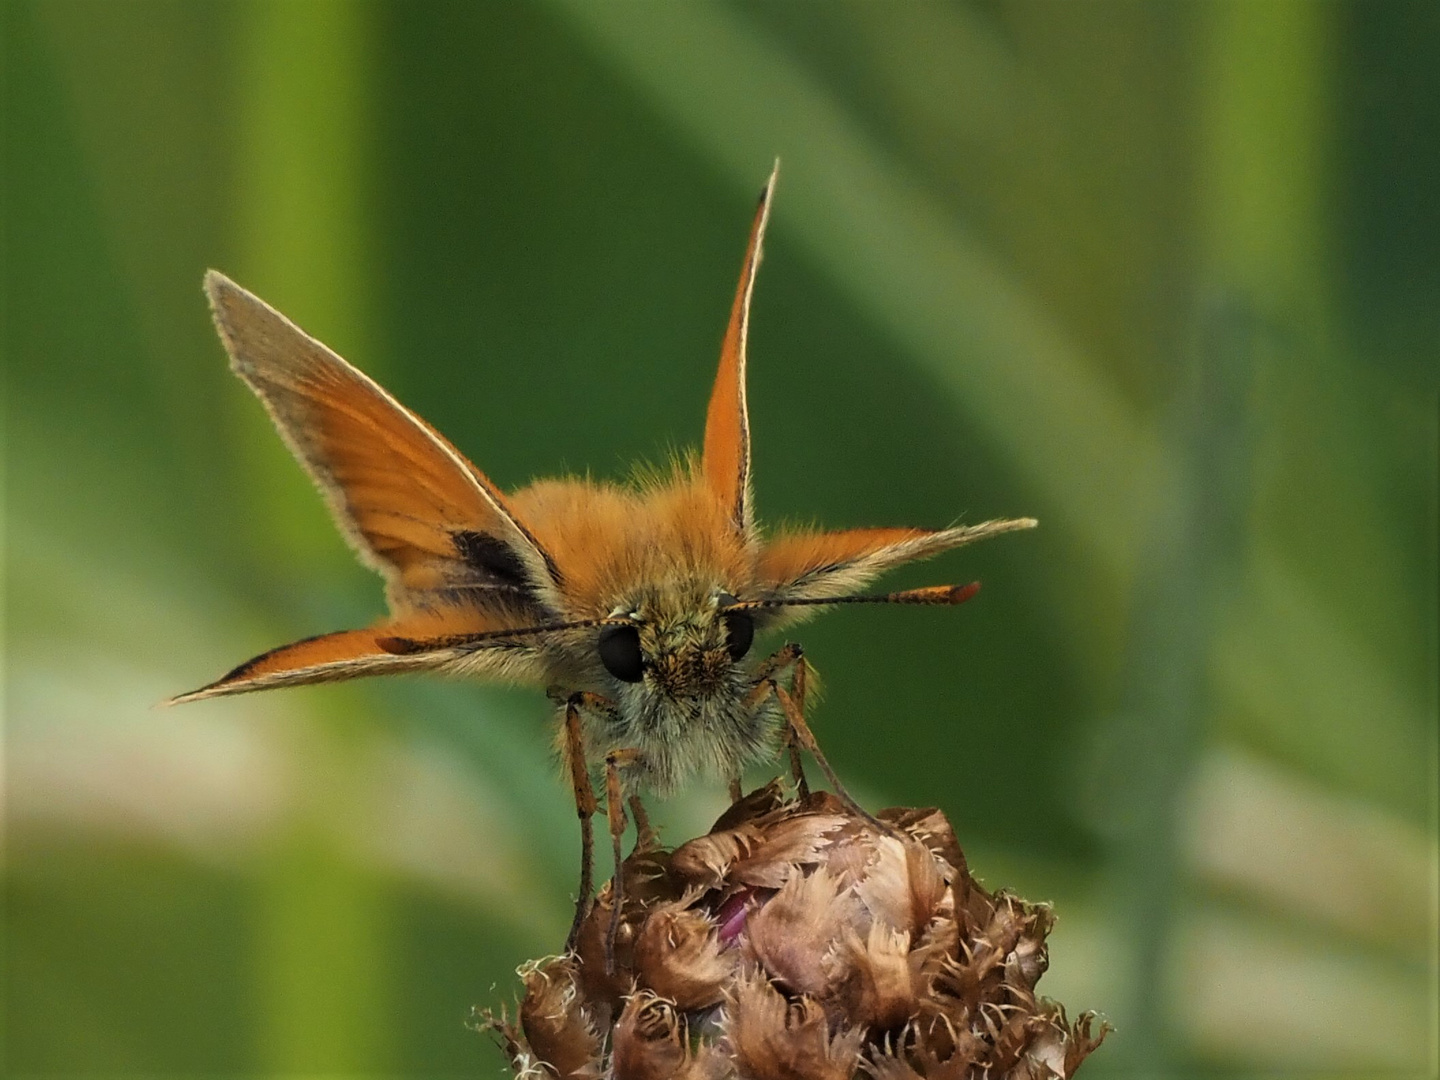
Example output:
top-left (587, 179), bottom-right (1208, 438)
top-left (230, 1), bottom-right (391, 1071)
top-left (546, 0), bottom-right (1163, 577)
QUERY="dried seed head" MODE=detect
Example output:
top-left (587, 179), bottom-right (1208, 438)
top-left (484, 786), bottom-right (1107, 1079)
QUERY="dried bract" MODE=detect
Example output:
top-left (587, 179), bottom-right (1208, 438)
top-left (515, 957), bottom-right (601, 1080)
top-left (486, 787), bottom-right (1106, 1079)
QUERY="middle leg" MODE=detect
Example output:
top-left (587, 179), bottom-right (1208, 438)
top-left (627, 794), bottom-right (658, 852)
top-left (749, 642), bottom-right (893, 832)
top-left (747, 642), bottom-right (809, 796)
top-left (561, 694), bottom-right (600, 953)
top-left (603, 748), bottom-right (642, 974)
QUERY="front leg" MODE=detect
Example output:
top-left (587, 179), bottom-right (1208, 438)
top-left (555, 688), bottom-right (649, 968)
top-left (560, 692), bottom-right (605, 953)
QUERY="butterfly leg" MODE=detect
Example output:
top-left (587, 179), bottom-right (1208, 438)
top-left (727, 776), bottom-right (744, 803)
top-left (750, 643), bottom-right (894, 834)
top-left (786, 649), bottom-right (813, 798)
top-left (604, 747), bottom-right (643, 974)
top-left (627, 794), bottom-right (658, 853)
top-left (562, 694), bottom-right (599, 953)
top-left (773, 679), bottom-right (898, 834)
top-left (749, 642), bottom-right (809, 795)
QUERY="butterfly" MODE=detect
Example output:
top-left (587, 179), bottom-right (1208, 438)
top-left (172, 164), bottom-right (1035, 949)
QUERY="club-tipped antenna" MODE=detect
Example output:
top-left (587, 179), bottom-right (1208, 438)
top-left (723, 582), bottom-right (981, 612)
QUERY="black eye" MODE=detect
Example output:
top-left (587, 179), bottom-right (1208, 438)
top-left (723, 610), bottom-right (754, 661)
top-left (718, 594), bottom-right (754, 662)
top-left (598, 625), bottom-right (644, 682)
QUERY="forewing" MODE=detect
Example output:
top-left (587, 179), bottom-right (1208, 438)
top-left (758, 518), bottom-right (1037, 601)
top-left (168, 613), bottom-right (546, 704)
top-left (703, 163), bottom-right (777, 538)
top-left (205, 271), bottom-right (562, 608)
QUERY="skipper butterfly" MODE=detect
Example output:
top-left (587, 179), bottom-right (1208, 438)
top-left (173, 165), bottom-right (1035, 948)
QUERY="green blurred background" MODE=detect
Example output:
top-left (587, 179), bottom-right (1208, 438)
top-left (4, 1), bottom-right (1437, 1075)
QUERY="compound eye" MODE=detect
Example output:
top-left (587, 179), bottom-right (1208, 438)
top-left (717, 594), bottom-right (755, 661)
top-left (598, 624), bottom-right (644, 683)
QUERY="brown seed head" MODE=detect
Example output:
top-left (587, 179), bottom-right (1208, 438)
top-left (485, 786), bottom-right (1107, 1079)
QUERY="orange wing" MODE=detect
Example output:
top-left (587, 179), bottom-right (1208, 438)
top-left (703, 162), bottom-right (777, 539)
top-left (205, 271), bottom-right (562, 611)
top-left (169, 628), bottom-right (428, 704)
top-left (758, 519), bottom-right (1038, 601)
top-left (168, 609), bottom-right (548, 704)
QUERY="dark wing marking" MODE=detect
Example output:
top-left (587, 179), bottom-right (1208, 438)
top-left (205, 271), bottom-right (563, 611)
